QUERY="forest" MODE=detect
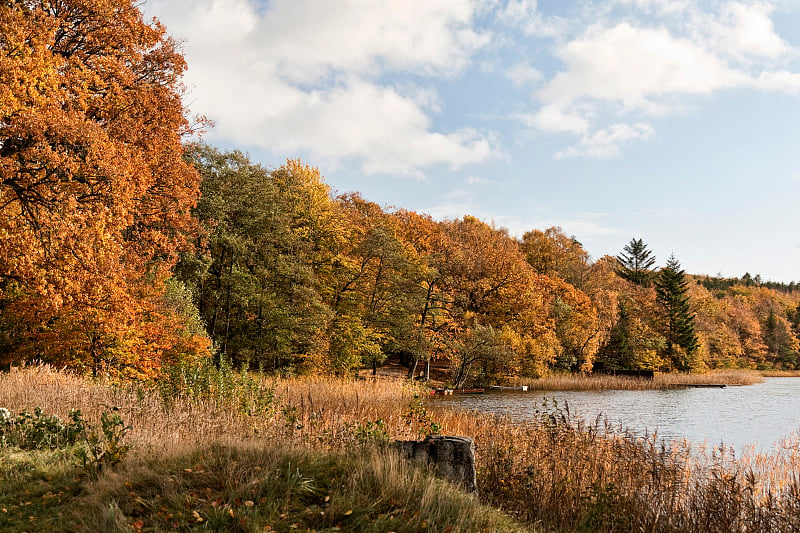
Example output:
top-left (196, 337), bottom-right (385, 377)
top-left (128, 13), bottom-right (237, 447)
top-left (2, 0), bottom-right (799, 386)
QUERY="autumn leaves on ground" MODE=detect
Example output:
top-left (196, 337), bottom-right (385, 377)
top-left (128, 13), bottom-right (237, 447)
top-left (4, 1), bottom-right (800, 532)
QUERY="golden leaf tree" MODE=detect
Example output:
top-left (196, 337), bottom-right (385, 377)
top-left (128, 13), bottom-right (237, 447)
top-left (0, 0), bottom-right (207, 375)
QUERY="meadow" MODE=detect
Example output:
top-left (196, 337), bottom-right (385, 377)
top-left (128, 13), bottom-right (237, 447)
top-left (2, 364), bottom-right (800, 532)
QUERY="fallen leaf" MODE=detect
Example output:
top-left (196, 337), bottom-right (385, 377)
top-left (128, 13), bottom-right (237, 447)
top-left (343, 510), bottom-right (352, 516)
top-left (244, 500), bottom-right (254, 507)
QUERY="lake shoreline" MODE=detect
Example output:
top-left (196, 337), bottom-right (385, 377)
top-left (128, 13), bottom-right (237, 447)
top-left (435, 376), bottom-right (800, 454)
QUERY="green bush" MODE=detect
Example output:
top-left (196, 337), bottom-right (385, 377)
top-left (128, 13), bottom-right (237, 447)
top-left (74, 407), bottom-right (131, 472)
top-left (0, 407), bottom-right (85, 450)
top-left (152, 355), bottom-right (275, 415)
top-left (0, 406), bottom-right (131, 473)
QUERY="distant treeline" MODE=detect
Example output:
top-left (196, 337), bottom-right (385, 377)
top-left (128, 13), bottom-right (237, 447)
top-left (698, 274), bottom-right (799, 294)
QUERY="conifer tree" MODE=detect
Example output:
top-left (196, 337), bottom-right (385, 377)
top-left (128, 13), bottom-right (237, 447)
top-left (616, 238), bottom-right (656, 286)
top-left (655, 255), bottom-right (698, 370)
top-left (596, 302), bottom-right (635, 371)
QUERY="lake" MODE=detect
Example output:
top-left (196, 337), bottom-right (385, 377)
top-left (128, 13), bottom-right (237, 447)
top-left (434, 377), bottom-right (800, 453)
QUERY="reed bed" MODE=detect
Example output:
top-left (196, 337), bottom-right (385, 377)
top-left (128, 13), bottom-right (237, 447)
top-left (759, 369), bottom-right (800, 377)
top-left (507, 369), bottom-right (764, 391)
top-left (656, 369), bottom-right (764, 386)
top-left (3, 365), bottom-right (800, 532)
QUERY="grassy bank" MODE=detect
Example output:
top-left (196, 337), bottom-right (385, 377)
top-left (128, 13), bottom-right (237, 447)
top-left (3, 365), bottom-right (800, 532)
top-left (1, 443), bottom-right (523, 533)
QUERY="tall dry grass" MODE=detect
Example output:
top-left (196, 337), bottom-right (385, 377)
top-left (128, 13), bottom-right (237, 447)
top-left (3, 365), bottom-right (800, 532)
top-left (759, 369), bottom-right (800, 377)
top-left (0, 364), bottom-right (429, 452)
top-left (506, 369), bottom-right (764, 391)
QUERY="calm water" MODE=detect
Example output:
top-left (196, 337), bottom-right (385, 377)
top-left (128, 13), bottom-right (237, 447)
top-left (434, 377), bottom-right (800, 453)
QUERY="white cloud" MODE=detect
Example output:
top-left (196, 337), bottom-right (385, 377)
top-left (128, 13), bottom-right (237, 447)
top-left (752, 70), bottom-right (800, 91)
top-left (465, 175), bottom-right (492, 185)
top-left (497, 0), bottom-right (569, 38)
top-left (146, 0), bottom-right (498, 176)
top-left (555, 123), bottom-right (655, 159)
top-left (506, 61), bottom-right (542, 88)
top-left (538, 23), bottom-right (744, 110)
top-left (705, 2), bottom-right (789, 62)
top-left (254, 0), bottom-right (491, 83)
top-left (524, 2), bottom-right (800, 159)
top-left (615, 0), bottom-right (691, 15)
top-left (526, 104), bottom-right (590, 134)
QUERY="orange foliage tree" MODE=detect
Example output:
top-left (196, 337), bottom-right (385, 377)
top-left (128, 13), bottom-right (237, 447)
top-left (0, 0), bottom-right (207, 375)
top-left (392, 209), bottom-right (455, 379)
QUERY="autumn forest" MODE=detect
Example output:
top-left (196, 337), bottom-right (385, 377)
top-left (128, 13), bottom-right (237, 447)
top-left (2, 0), bottom-right (799, 386)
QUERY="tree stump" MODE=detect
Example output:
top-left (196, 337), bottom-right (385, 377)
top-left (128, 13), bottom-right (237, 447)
top-left (393, 435), bottom-right (477, 492)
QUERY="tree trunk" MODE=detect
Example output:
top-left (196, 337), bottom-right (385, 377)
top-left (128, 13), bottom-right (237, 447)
top-left (407, 357), bottom-right (418, 379)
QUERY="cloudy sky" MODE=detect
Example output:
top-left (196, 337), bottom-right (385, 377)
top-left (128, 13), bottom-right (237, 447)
top-left (145, 0), bottom-right (800, 282)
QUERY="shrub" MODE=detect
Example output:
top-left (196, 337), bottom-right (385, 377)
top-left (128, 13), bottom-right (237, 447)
top-left (0, 407), bottom-right (85, 449)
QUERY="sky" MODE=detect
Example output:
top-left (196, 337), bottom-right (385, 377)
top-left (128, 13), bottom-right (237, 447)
top-left (144, 0), bottom-right (800, 282)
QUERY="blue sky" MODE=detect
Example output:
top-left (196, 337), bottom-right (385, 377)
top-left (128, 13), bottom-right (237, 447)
top-left (145, 0), bottom-right (800, 282)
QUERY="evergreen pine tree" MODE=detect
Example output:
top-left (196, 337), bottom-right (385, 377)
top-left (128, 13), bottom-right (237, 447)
top-left (655, 255), bottom-right (698, 370)
top-left (616, 238), bottom-right (656, 286)
top-left (597, 302), bottom-right (635, 371)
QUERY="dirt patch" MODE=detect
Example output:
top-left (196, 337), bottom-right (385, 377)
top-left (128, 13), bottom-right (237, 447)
top-left (358, 359), bottom-right (450, 386)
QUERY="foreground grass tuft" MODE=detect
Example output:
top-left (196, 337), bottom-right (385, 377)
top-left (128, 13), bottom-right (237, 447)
top-left (73, 443), bottom-right (527, 532)
top-left (0, 448), bottom-right (84, 532)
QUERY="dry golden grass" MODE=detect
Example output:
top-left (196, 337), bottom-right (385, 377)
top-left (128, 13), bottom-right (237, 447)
top-left (656, 369), bottom-right (764, 386)
top-left (0, 364), bottom-right (249, 452)
top-left (505, 369), bottom-right (764, 391)
top-left (0, 365), bottom-right (436, 457)
top-left (3, 364), bottom-right (800, 532)
top-left (759, 369), bottom-right (800, 377)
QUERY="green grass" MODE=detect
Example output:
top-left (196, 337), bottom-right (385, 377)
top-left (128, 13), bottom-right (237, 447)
top-left (0, 443), bottom-right (530, 532)
top-left (0, 447), bottom-right (85, 532)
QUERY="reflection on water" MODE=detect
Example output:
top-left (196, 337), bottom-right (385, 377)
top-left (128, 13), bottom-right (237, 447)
top-left (434, 377), bottom-right (800, 453)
